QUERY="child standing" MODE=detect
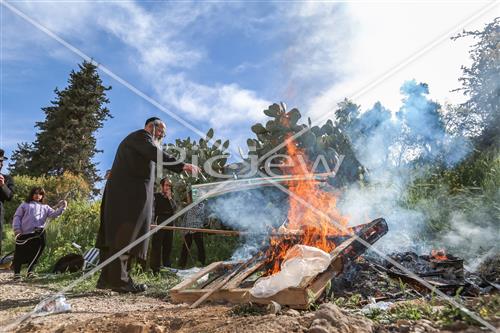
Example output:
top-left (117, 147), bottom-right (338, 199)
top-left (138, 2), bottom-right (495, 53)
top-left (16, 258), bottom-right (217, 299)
top-left (12, 187), bottom-right (67, 279)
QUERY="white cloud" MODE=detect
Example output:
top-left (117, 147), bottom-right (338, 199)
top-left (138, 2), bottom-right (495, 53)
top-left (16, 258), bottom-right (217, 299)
top-left (3, 1), bottom-right (270, 149)
top-left (279, 2), bottom-right (498, 121)
top-left (3, 1), bottom-right (497, 152)
top-left (153, 75), bottom-right (269, 129)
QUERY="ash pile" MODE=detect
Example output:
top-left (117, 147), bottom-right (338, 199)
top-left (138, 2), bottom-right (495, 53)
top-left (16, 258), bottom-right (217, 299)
top-left (330, 248), bottom-right (500, 303)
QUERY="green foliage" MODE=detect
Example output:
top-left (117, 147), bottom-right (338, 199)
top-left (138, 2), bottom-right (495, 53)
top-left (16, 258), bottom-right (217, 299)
top-left (231, 303), bottom-right (268, 317)
top-left (405, 146), bottom-right (499, 257)
top-left (364, 301), bottom-right (435, 322)
top-left (38, 200), bottom-right (101, 272)
top-left (7, 142), bottom-right (34, 176)
top-left (364, 295), bottom-right (500, 328)
top-left (129, 265), bottom-right (181, 298)
top-left (407, 147), bottom-right (499, 209)
top-left (163, 128), bottom-right (230, 203)
top-left (167, 232), bottom-right (241, 268)
top-left (3, 172), bottom-right (92, 227)
top-left (9, 61), bottom-right (112, 192)
top-left (334, 98), bottom-right (360, 133)
top-left (452, 18), bottom-right (499, 148)
top-left (332, 293), bottom-right (363, 309)
top-left (3, 199), bottom-right (100, 272)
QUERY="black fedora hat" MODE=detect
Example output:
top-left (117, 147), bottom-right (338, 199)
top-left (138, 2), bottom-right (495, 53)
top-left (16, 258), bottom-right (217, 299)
top-left (0, 149), bottom-right (8, 161)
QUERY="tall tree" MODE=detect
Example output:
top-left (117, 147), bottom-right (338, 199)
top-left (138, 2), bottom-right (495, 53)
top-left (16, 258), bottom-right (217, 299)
top-left (452, 18), bottom-right (499, 148)
top-left (334, 98), bottom-right (360, 137)
top-left (8, 142), bottom-right (34, 176)
top-left (395, 80), bottom-right (445, 167)
top-left (12, 61), bottom-right (112, 190)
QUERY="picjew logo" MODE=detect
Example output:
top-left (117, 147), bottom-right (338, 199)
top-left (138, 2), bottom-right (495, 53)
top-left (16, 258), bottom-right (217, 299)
top-left (155, 145), bottom-right (344, 181)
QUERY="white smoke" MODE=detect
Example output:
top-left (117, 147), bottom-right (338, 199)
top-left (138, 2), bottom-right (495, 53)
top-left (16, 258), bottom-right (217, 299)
top-left (208, 188), bottom-right (288, 260)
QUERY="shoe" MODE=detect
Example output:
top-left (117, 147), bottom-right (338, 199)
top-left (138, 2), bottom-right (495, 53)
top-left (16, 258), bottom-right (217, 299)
top-left (111, 283), bottom-right (148, 294)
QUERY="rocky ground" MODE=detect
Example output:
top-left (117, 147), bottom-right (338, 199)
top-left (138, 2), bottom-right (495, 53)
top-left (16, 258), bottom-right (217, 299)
top-left (0, 270), bottom-right (497, 333)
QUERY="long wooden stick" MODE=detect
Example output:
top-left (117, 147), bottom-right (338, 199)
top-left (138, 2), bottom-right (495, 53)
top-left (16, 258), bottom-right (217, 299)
top-left (150, 225), bottom-right (244, 236)
top-left (150, 224), bottom-right (353, 239)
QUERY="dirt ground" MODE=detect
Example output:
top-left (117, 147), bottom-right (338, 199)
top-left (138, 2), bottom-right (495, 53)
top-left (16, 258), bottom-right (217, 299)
top-left (0, 270), bottom-right (496, 333)
top-left (0, 270), bottom-right (314, 333)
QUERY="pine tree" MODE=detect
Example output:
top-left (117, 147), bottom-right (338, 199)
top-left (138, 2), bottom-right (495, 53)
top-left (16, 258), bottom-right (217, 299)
top-left (8, 142), bottom-right (34, 176)
top-left (15, 61), bottom-right (112, 190)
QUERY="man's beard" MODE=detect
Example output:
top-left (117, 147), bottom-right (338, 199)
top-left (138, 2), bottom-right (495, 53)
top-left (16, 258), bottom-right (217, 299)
top-left (153, 138), bottom-right (162, 149)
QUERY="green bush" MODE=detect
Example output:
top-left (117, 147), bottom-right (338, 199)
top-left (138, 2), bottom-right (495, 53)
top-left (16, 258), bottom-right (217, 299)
top-left (3, 199), bottom-right (100, 273)
top-left (405, 147), bottom-right (499, 256)
top-left (3, 172), bottom-right (91, 226)
top-left (37, 199), bottom-right (101, 272)
top-left (2, 172), bottom-right (246, 273)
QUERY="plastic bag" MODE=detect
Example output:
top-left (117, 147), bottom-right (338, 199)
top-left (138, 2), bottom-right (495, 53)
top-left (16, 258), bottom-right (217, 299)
top-left (175, 267), bottom-right (209, 284)
top-left (361, 301), bottom-right (393, 313)
top-left (33, 295), bottom-right (72, 317)
top-left (250, 245), bottom-right (331, 298)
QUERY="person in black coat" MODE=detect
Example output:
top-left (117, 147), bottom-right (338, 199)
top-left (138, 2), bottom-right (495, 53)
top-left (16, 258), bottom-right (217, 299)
top-left (0, 149), bottom-right (15, 256)
top-left (96, 117), bottom-right (199, 293)
top-left (149, 177), bottom-right (176, 273)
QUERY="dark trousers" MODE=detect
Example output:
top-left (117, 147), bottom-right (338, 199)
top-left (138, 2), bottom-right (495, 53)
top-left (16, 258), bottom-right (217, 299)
top-left (179, 233), bottom-right (205, 268)
top-left (150, 229), bottom-right (173, 272)
top-left (0, 221), bottom-right (3, 256)
top-left (97, 248), bottom-right (132, 288)
top-left (13, 231), bottom-right (46, 274)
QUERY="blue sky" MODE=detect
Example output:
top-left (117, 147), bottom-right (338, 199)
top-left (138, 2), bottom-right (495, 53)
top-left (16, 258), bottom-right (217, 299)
top-left (0, 1), bottom-right (497, 175)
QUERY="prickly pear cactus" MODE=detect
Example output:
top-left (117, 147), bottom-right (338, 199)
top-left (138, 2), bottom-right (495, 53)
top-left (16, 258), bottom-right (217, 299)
top-left (247, 103), bottom-right (365, 185)
top-left (162, 128), bottom-right (230, 203)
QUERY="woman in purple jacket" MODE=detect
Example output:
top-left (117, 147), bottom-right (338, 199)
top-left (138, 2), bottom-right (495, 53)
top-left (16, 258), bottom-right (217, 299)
top-left (12, 187), bottom-right (67, 279)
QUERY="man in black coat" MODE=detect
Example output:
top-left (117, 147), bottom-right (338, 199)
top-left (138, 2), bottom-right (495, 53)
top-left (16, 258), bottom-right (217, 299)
top-left (96, 117), bottom-right (199, 293)
top-left (0, 149), bottom-right (15, 256)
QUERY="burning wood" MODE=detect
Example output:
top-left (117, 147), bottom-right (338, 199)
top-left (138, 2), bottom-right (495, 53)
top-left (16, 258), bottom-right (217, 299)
top-left (260, 136), bottom-right (352, 276)
top-left (430, 248), bottom-right (449, 261)
top-left (170, 218), bottom-right (389, 308)
top-left (171, 137), bottom-right (389, 308)
top-left (366, 250), bottom-right (498, 297)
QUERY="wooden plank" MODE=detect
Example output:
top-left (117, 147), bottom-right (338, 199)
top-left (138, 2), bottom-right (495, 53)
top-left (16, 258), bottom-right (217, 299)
top-left (170, 288), bottom-right (309, 308)
top-left (203, 272), bottom-right (229, 290)
top-left (224, 260), bottom-right (266, 289)
top-left (297, 235), bottom-right (355, 288)
top-left (306, 256), bottom-right (343, 298)
top-left (171, 261), bottom-right (223, 291)
top-left (252, 287), bottom-right (308, 308)
top-left (189, 256), bottom-right (261, 308)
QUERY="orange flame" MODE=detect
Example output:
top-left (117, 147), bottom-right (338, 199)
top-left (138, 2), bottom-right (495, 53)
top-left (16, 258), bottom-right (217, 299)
top-left (430, 249), bottom-right (448, 261)
top-left (264, 136), bottom-right (351, 275)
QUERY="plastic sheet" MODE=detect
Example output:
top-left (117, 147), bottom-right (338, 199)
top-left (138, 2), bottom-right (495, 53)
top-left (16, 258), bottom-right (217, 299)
top-left (33, 295), bottom-right (72, 317)
top-left (361, 301), bottom-right (393, 313)
top-left (175, 267), bottom-right (209, 284)
top-left (250, 245), bottom-right (331, 298)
